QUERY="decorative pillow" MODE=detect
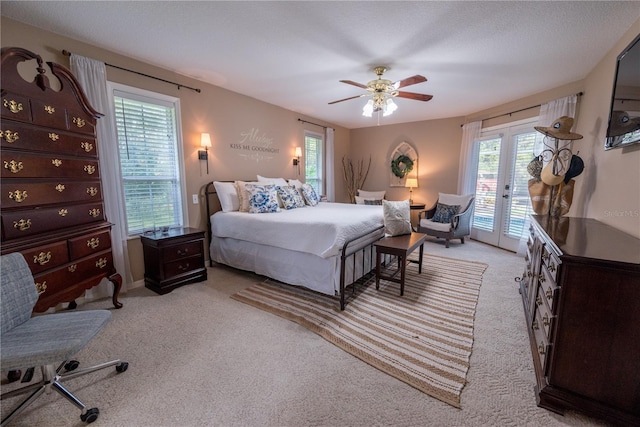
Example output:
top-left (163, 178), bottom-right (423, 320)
top-left (257, 175), bottom-right (289, 187)
top-left (288, 179), bottom-right (303, 190)
top-left (382, 200), bottom-right (412, 236)
top-left (276, 185), bottom-right (305, 210)
top-left (432, 203), bottom-right (460, 223)
top-left (364, 199), bottom-right (383, 205)
top-left (358, 189), bottom-right (386, 200)
top-left (234, 180), bottom-right (257, 212)
top-left (245, 184), bottom-right (280, 213)
top-left (301, 183), bottom-right (320, 206)
top-left (213, 181), bottom-right (239, 212)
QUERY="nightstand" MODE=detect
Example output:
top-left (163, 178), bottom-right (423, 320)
top-left (140, 227), bottom-right (207, 295)
top-left (409, 203), bottom-right (426, 230)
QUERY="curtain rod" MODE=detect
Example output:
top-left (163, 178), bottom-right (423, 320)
top-left (461, 92), bottom-right (583, 127)
top-left (62, 49), bottom-right (201, 93)
top-left (298, 118), bottom-right (335, 131)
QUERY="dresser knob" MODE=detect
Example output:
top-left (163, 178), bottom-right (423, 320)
top-left (33, 251), bottom-right (52, 266)
top-left (538, 342), bottom-right (546, 356)
top-left (87, 238), bottom-right (100, 249)
top-left (13, 219), bottom-right (31, 231)
top-left (3, 99), bottom-right (23, 114)
top-left (35, 281), bottom-right (47, 295)
top-left (4, 160), bottom-right (23, 174)
top-left (8, 190), bottom-right (27, 203)
top-left (1, 129), bottom-right (19, 143)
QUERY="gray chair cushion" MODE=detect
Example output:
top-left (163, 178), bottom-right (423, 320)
top-left (1, 253), bottom-right (38, 334)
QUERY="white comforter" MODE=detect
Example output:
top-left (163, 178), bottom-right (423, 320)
top-left (210, 202), bottom-right (383, 258)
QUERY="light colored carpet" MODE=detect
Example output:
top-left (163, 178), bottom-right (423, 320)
top-left (0, 238), bottom-right (608, 426)
top-left (231, 254), bottom-right (487, 409)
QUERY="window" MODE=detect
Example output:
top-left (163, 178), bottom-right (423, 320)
top-left (109, 83), bottom-right (186, 235)
top-left (304, 131), bottom-right (323, 195)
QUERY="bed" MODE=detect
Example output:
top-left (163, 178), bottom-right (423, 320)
top-left (205, 181), bottom-right (385, 309)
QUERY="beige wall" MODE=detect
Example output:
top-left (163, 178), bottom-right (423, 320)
top-left (1, 18), bottom-right (349, 281)
top-left (349, 118), bottom-right (463, 209)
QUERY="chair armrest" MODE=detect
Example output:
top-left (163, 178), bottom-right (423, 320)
top-left (451, 200), bottom-right (475, 234)
top-left (418, 201), bottom-right (438, 221)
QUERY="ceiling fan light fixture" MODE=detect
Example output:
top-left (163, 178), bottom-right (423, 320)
top-left (362, 99), bottom-right (374, 117)
top-left (383, 98), bottom-right (398, 116)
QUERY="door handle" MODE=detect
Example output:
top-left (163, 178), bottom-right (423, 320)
top-left (503, 194), bottom-right (510, 199)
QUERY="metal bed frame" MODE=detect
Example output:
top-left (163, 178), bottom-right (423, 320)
top-left (204, 182), bottom-right (384, 310)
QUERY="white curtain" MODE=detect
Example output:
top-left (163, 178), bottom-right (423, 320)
top-left (70, 54), bottom-right (133, 297)
top-left (325, 127), bottom-right (335, 202)
top-left (458, 121), bottom-right (482, 195)
top-left (534, 94), bottom-right (578, 158)
top-left (516, 94), bottom-right (579, 256)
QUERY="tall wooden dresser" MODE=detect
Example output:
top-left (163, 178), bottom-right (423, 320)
top-left (520, 215), bottom-right (640, 426)
top-left (1, 47), bottom-right (122, 312)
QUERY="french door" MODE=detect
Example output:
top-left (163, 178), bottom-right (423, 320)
top-left (470, 120), bottom-right (537, 251)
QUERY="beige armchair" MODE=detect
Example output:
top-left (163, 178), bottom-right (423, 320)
top-left (417, 193), bottom-right (475, 248)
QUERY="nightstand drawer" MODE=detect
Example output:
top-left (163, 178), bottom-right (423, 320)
top-left (161, 240), bottom-right (203, 263)
top-left (163, 255), bottom-right (203, 280)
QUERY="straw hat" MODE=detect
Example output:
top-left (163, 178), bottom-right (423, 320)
top-left (535, 116), bottom-right (583, 140)
top-left (608, 111), bottom-right (640, 137)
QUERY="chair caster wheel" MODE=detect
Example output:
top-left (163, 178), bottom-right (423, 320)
top-left (65, 360), bottom-right (80, 371)
top-left (116, 362), bottom-right (129, 373)
top-left (7, 370), bottom-right (21, 382)
top-left (80, 407), bottom-right (99, 423)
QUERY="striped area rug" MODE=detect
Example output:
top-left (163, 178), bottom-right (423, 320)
top-left (231, 254), bottom-right (487, 408)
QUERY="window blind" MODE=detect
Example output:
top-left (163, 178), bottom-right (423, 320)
top-left (114, 94), bottom-right (183, 235)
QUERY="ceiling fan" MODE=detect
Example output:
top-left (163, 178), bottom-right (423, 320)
top-left (328, 66), bottom-right (432, 117)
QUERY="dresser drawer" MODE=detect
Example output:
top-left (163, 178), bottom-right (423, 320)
top-left (539, 266), bottom-right (559, 312)
top-left (66, 108), bottom-right (96, 136)
top-left (69, 230), bottom-right (111, 259)
top-left (1, 180), bottom-right (101, 208)
top-left (1, 151), bottom-right (99, 179)
top-left (2, 202), bottom-right (105, 239)
top-left (533, 308), bottom-right (552, 374)
top-left (33, 251), bottom-right (113, 297)
top-left (534, 285), bottom-right (555, 340)
top-left (0, 120), bottom-right (97, 157)
top-left (541, 245), bottom-right (561, 282)
top-left (30, 98), bottom-right (69, 131)
top-left (21, 240), bottom-right (69, 274)
top-left (161, 240), bottom-right (203, 263)
top-left (1, 92), bottom-right (31, 123)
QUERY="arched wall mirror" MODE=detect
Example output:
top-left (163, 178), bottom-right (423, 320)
top-left (604, 33), bottom-right (640, 150)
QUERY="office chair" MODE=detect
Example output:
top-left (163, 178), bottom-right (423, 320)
top-left (1, 253), bottom-right (128, 425)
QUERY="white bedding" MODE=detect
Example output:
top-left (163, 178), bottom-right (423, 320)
top-left (210, 202), bottom-right (383, 258)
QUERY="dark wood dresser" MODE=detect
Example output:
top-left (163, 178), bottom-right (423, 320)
top-left (141, 227), bottom-right (207, 295)
top-left (1, 47), bottom-right (122, 312)
top-left (520, 215), bottom-right (640, 426)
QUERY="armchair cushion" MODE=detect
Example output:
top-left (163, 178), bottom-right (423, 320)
top-left (419, 218), bottom-right (451, 232)
top-left (432, 203), bottom-right (460, 223)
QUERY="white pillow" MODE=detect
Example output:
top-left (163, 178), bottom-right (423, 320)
top-left (382, 199), bottom-right (412, 236)
top-left (234, 180), bottom-right (256, 212)
top-left (358, 189), bottom-right (386, 200)
top-left (213, 181), bottom-right (239, 212)
top-left (288, 179), bottom-right (303, 189)
top-left (257, 175), bottom-right (288, 187)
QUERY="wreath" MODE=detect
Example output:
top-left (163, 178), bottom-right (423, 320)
top-left (391, 154), bottom-right (414, 178)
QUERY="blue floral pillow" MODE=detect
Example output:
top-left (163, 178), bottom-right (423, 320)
top-left (245, 184), bottom-right (280, 213)
top-left (276, 185), bottom-right (305, 210)
top-left (432, 203), bottom-right (460, 223)
top-left (301, 183), bottom-right (320, 206)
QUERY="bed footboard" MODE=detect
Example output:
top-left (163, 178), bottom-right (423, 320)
top-left (339, 225), bottom-right (385, 310)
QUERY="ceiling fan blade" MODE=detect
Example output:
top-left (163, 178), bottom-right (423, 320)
top-left (394, 75), bottom-right (427, 89)
top-left (397, 91), bottom-right (433, 102)
top-left (328, 94), bottom-right (367, 105)
top-left (340, 80), bottom-right (368, 89)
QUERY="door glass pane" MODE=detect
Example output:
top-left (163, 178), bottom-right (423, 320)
top-left (505, 132), bottom-right (536, 237)
top-left (473, 137), bottom-right (501, 231)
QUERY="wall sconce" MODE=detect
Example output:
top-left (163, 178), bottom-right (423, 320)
top-left (404, 178), bottom-right (418, 204)
top-left (199, 133), bottom-right (212, 174)
top-left (293, 146), bottom-right (302, 175)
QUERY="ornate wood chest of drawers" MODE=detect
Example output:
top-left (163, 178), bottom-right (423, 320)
top-left (1, 47), bottom-right (121, 312)
top-left (520, 215), bottom-right (640, 426)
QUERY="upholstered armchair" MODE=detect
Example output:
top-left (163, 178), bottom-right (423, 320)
top-left (417, 193), bottom-right (475, 248)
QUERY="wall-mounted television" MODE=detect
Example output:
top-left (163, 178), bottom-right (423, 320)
top-left (604, 34), bottom-right (640, 150)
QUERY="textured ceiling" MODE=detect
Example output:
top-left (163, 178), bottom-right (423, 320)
top-left (2, 1), bottom-right (639, 129)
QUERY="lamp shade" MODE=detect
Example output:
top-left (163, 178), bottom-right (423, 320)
top-left (405, 178), bottom-right (418, 188)
top-left (295, 146), bottom-right (302, 157)
top-left (200, 133), bottom-right (212, 148)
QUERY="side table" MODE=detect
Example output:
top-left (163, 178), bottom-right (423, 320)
top-left (140, 227), bottom-right (207, 295)
top-left (410, 203), bottom-right (426, 230)
top-left (373, 232), bottom-right (427, 296)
